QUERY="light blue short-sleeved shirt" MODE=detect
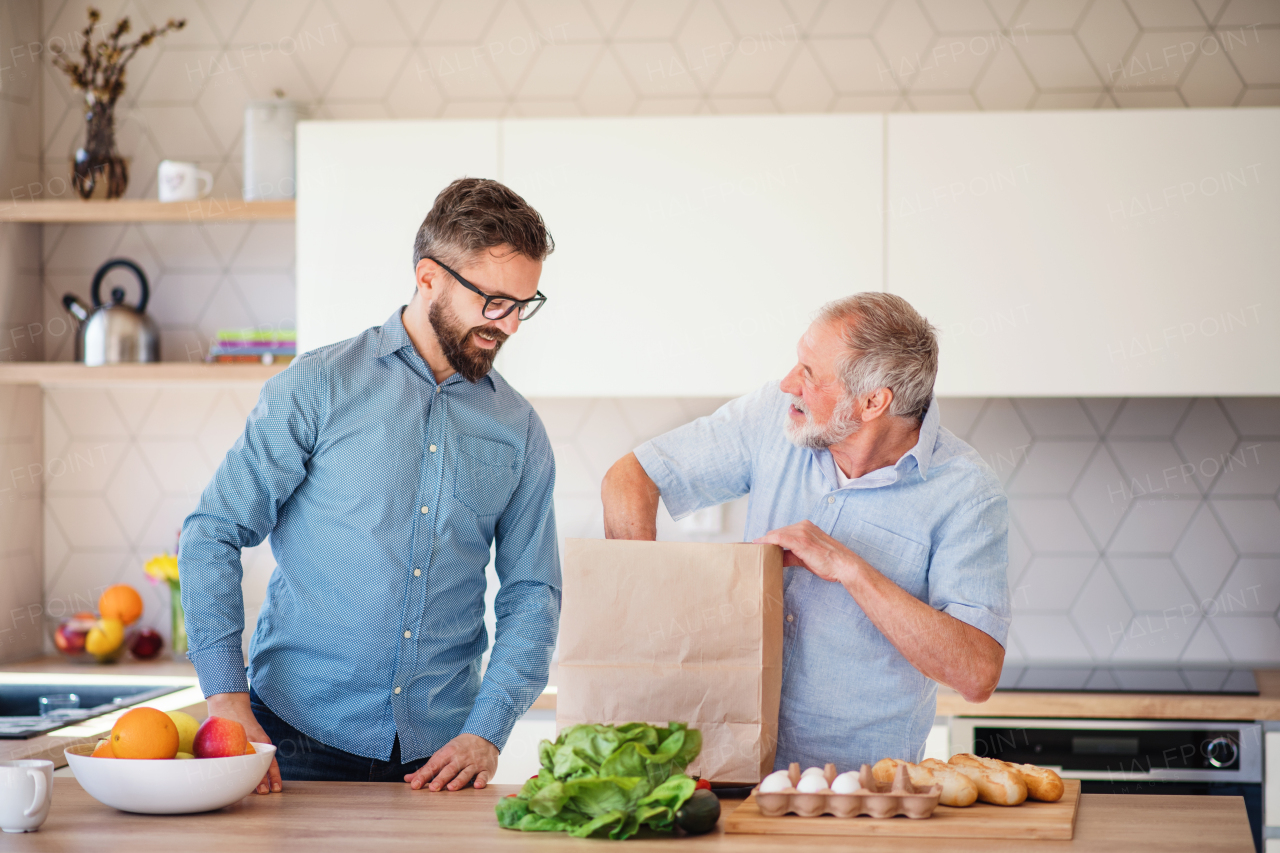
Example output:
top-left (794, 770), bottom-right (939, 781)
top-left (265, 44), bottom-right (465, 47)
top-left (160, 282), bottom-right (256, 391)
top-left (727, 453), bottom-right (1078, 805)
top-left (634, 383), bottom-right (1009, 771)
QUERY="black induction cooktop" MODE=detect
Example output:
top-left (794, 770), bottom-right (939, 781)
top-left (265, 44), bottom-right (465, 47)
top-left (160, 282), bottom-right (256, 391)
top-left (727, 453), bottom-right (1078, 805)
top-left (996, 666), bottom-right (1258, 695)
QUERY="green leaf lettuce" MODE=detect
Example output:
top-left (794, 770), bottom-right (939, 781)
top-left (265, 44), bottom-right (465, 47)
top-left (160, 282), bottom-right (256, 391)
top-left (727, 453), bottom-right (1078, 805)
top-left (494, 722), bottom-right (702, 840)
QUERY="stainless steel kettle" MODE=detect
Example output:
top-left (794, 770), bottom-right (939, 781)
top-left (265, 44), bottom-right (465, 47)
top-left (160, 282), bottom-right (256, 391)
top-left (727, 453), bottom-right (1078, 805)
top-left (63, 259), bottom-right (160, 366)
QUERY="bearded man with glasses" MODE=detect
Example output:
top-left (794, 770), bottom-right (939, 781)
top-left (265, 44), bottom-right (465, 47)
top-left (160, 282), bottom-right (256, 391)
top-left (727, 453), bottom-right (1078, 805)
top-left (180, 178), bottom-right (560, 795)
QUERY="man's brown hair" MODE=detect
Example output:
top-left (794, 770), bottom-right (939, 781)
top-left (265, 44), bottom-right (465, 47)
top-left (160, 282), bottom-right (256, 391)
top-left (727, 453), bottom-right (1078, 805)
top-left (412, 177), bottom-right (554, 270)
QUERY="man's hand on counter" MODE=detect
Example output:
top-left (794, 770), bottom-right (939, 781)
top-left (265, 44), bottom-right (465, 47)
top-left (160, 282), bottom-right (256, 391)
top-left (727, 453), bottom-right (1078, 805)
top-left (405, 733), bottom-right (498, 792)
top-left (206, 692), bottom-right (283, 795)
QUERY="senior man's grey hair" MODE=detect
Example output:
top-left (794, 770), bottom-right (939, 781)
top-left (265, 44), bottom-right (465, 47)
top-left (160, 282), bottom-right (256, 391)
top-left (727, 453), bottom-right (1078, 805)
top-left (817, 293), bottom-right (939, 423)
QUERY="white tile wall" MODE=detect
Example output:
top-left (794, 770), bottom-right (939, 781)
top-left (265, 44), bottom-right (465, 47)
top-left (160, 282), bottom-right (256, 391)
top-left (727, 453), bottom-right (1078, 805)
top-left (941, 397), bottom-right (1280, 665)
top-left (27, 387), bottom-right (1280, 665)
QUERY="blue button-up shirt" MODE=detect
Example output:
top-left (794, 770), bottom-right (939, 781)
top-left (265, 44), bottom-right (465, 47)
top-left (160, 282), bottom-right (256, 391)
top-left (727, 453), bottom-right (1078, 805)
top-left (634, 384), bottom-right (1009, 771)
top-left (180, 307), bottom-right (560, 762)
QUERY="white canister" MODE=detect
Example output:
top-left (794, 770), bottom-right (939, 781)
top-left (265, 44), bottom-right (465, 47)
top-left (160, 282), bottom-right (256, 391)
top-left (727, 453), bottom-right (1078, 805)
top-left (0, 760), bottom-right (53, 833)
top-left (243, 99), bottom-right (305, 200)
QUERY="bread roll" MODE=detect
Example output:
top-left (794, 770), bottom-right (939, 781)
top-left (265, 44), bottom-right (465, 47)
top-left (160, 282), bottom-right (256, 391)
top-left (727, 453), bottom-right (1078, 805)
top-left (912, 759), bottom-right (979, 807)
top-left (944, 755), bottom-right (1027, 806)
top-left (872, 758), bottom-right (931, 787)
top-left (949, 753), bottom-right (1064, 803)
top-left (1005, 762), bottom-right (1065, 803)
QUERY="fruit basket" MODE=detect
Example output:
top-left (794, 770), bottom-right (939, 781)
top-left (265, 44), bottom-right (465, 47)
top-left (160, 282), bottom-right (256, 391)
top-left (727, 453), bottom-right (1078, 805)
top-left (753, 763), bottom-right (941, 819)
top-left (51, 584), bottom-right (164, 663)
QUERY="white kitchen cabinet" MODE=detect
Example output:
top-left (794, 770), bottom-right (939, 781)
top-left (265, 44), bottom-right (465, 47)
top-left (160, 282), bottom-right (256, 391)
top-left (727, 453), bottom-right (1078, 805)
top-left (296, 120), bottom-right (499, 354)
top-left (887, 109), bottom-right (1280, 397)
top-left (297, 109), bottom-right (1279, 397)
top-left (496, 115), bottom-right (884, 397)
top-left (296, 115), bottom-right (883, 395)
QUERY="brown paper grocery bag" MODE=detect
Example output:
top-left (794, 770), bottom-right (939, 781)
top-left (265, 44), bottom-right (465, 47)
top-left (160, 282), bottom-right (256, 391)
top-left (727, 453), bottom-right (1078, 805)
top-left (557, 539), bottom-right (784, 785)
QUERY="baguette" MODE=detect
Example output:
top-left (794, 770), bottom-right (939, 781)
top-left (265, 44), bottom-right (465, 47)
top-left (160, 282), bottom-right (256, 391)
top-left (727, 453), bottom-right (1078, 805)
top-left (901, 758), bottom-right (978, 807)
top-left (944, 754), bottom-right (1027, 806)
top-left (949, 753), bottom-right (1064, 803)
top-left (1008, 762), bottom-right (1064, 802)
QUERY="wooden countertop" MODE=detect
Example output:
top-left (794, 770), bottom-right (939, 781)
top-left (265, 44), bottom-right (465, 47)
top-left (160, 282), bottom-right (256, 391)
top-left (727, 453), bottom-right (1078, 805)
top-left (1, 781), bottom-right (1252, 852)
top-left (937, 670), bottom-right (1280, 720)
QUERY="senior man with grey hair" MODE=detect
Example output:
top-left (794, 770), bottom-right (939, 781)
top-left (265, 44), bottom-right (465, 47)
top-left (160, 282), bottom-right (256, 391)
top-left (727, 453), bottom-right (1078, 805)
top-left (601, 292), bottom-right (1009, 772)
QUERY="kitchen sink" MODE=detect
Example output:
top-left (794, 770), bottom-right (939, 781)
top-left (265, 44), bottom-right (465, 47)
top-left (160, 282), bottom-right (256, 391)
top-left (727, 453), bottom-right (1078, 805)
top-left (0, 682), bottom-right (184, 739)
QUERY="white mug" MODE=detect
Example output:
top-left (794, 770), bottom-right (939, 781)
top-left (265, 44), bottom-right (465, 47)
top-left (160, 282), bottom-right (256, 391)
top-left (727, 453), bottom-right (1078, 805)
top-left (0, 760), bottom-right (52, 833)
top-left (157, 160), bottom-right (213, 202)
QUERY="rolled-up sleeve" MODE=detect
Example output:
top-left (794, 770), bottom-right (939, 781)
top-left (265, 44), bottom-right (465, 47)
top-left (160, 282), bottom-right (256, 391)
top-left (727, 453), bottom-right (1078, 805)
top-left (179, 356), bottom-right (328, 697)
top-left (633, 384), bottom-right (774, 520)
top-left (927, 492), bottom-right (1011, 647)
top-left (462, 412), bottom-right (560, 751)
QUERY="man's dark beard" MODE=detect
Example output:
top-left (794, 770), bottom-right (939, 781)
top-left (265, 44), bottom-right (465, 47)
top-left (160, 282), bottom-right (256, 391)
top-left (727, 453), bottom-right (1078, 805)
top-left (428, 295), bottom-right (509, 383)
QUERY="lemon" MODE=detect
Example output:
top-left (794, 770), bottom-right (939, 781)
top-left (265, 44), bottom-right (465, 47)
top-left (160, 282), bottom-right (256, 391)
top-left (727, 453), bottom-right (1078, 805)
top-left (176, 752), bottom-right (194, 760)
top-left (85, 618), bottom-right (125, 658)
top-left (167, 711), bottom-right (199, 754)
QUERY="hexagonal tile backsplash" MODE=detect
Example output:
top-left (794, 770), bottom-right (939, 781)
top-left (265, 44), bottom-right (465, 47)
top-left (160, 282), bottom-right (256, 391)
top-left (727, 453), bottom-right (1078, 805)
top-left (36, 389), bottom-right (1280, 664)
top-left (13, 0), bottom-right (1280, 666)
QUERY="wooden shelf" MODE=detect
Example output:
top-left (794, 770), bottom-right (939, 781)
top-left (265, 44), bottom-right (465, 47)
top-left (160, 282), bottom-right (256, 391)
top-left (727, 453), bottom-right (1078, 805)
top-left (0, 362), bottom-right (287, 385)
top-left (0, 198), bottom-right (295, 223)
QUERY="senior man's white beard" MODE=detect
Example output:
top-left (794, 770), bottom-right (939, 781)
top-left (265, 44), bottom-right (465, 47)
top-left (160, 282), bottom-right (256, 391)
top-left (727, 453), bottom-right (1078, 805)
top-left (784, 394), bottom-right (862, 449)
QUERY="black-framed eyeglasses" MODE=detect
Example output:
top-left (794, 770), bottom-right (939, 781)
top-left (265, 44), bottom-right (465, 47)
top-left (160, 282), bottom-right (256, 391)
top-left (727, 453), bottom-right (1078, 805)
top-left (428, 258), bottom-right (547, 321)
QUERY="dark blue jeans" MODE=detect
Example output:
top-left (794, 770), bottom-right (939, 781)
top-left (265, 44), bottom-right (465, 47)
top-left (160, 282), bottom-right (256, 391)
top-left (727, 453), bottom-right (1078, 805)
top-left (248, 686), bottom-right (428, 782)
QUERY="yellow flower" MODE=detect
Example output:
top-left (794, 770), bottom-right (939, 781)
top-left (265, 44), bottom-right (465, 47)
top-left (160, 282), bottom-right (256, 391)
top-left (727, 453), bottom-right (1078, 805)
top-left (144, 553), bottom-right (180, 583)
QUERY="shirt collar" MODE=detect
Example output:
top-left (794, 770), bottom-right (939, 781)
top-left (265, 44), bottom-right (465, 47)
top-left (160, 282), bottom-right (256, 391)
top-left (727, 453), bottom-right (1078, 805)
top-left (375, 306), bottom-right (496, 390)
top-left (819, 396), bottom-right (940, 489)
top-left (903, 397), bottom-right (939, 480)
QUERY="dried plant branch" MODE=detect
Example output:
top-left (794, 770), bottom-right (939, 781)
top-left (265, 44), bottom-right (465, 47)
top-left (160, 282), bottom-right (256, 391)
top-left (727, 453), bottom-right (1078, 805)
top-left (50, 7), bottom-right (185, 106)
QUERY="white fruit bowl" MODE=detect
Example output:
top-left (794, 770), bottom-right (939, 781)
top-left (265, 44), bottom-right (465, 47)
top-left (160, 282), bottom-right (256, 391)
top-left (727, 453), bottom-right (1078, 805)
top-left (65, 742), bottom-right (276, 814)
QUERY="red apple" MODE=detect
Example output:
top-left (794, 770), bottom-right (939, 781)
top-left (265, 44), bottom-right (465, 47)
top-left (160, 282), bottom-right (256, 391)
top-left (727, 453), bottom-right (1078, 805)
top-left (130, 628), bottom-right (163, 660)
top-left (54, 616), bottom-right (94, 655)
top-left (193, 716), bottom-right (249, 758)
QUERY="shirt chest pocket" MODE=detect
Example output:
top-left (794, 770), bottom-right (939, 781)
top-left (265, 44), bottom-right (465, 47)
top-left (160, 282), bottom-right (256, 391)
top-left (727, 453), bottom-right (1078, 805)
top-left (839, 517), bottom-right (930, 600)
top-left (452, 434), bottom-right (520, 517)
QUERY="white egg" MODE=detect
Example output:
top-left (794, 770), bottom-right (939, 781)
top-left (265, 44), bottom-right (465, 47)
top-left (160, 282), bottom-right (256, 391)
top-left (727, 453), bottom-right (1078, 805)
top-left (800, 766), bottom-right (826, 778)
top-left (759, 771), bottom-right (792, 793)
top-left (796, 775), bottom-right (830, 793)
top-left (831, 772), bottom-right (860, 795)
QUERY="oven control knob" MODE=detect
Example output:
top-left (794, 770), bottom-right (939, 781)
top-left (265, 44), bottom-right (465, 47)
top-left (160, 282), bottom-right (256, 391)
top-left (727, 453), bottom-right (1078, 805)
top-left (1205, 737), bottom-right (1237, 768)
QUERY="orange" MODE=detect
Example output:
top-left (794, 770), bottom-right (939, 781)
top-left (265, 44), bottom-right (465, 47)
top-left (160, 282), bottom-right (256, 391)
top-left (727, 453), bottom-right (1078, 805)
top-left (90, 738), bottom-right (114, 758)
top-left (244, 743), bottom-right (257, 755)
top-left (111, 707), bottom-right (179, 760)
top-left (99, 584), bottom-right (143, 625)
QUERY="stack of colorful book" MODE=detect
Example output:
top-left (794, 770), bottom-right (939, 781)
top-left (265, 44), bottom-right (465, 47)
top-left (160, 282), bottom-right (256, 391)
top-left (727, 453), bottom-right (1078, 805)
top-left (208, 329), bottom-right (296, 364)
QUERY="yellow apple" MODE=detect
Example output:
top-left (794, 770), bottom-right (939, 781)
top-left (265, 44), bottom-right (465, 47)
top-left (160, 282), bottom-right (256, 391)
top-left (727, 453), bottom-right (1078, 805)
top-left (166, 711), bottom-right (199, 755)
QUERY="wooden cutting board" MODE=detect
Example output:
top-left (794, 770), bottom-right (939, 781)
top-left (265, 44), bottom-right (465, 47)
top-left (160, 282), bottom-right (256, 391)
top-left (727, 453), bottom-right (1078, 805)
top-left (725, 779), bottom-right (1081, 840)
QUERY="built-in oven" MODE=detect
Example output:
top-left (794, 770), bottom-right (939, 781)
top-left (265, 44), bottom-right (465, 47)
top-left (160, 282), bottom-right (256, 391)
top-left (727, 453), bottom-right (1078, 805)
top-left (951, 718), bottom-right (1264, 852)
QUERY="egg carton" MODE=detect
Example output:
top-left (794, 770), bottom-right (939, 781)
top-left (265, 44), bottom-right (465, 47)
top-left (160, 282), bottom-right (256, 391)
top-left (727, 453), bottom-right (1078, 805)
top-left (753, 762), bottom-right (941, 819)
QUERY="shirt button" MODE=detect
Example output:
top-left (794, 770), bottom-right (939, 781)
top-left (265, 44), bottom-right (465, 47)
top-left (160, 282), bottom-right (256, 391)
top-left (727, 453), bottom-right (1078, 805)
top-left (430, 445), bottom-right (437, 452)
top-left (394, 687), bottom-right (401, 695)
top-left (827, 496), bottom-right (835, 504)
top-left (786, 614), bottom-right (795, 623)
top-left (414, 569), bottom-right (421, 577)
top-left (420, 506), bottom-right (429, 514)
top-left (404, 630), bottom-right (412, 639)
